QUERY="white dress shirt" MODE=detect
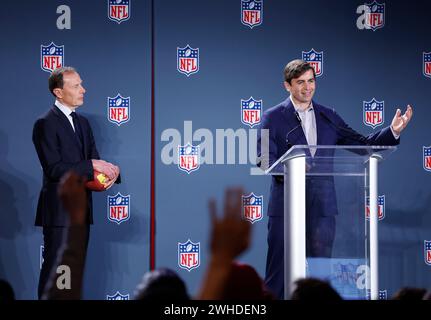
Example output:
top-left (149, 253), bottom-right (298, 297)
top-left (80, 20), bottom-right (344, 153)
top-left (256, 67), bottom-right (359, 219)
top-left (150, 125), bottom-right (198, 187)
top-left (55, 100), bottom-right (76, 132)
top-left (290, 96), bottom-right (317, 156)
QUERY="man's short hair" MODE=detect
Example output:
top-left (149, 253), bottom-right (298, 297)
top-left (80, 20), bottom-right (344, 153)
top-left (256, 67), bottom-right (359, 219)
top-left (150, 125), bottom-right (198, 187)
top-left (284, 59), bottom-right (316, 84)
top-left (133, 268), bottom-right (190, 301)
top-left (48, 66), bottom-right (77, 97)
top-left (291, 277), bottom-right (343, 301)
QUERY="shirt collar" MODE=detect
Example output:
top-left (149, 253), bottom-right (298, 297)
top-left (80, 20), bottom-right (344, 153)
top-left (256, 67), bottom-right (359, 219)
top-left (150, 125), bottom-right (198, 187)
top-left (289, 96), bottom-right (313, 113)
top-left (55, 100), bottom-right (75, 117)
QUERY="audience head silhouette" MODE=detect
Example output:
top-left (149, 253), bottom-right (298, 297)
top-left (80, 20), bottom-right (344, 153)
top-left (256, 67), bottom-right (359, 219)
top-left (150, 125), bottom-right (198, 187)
top-left (220, 262), bottom-right (274, 300)
top-left (391, 287), bottom-right (427, 300)
top-left (290, 277), bottom-right (342, 301)
top-left (134, 268), bottom-right (190, 300)
top-left (0, 279), bottom-right (15, 301)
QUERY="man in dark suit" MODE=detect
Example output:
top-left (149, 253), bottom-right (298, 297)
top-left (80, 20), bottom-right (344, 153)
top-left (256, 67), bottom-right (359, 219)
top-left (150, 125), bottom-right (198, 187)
top-left (257, 60), bottom-right (413, 299)
top-left (33, 66), bottom-right (120, 299)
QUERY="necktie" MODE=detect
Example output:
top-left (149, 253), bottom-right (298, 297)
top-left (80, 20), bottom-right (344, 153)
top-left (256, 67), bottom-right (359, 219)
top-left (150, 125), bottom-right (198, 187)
top-left (70, 112), bottom-right (84, 146)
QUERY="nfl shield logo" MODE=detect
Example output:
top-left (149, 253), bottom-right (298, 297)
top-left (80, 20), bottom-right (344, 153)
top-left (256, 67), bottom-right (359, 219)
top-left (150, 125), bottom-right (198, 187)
top-left (108, 94), bottom-right (130, 126)
top-left (363, 98), bottom-right (384, 128)
top-left (364, 1), bottom-right (385, 31)
top-left (177, 45), bottom-right (199, 76)
top-left (178, 239), bottom-right (200, 271)
top-left (424, 146), bottom-right (431, 172)
top-left (241, 97), bottom-right (262, 128)
top-left (106, 291), bottom-right (129, 300)
top-left (302, 49), bottom-right (323, 77)
top-left (423, 52), bottom-right (431, 78)
top-left (108, 0), bottom-right (130, 24)
top-left (241, 0), bottom-right (263, 29)
top-left (424, 240), bottom-right (431, 266)
top-left (40, 245), bottom-right (44, 270)
top-left (379, 290), bottom-right (387, 300)
top-left (365, 195), bottom-right (385, 220)
top-left (366, 289), bottom-right (387, 300)
top-left (107, 193), bottom-right (130, 224)
top-left (242, 193), bottom-right (263, 223)
top-left (178, 143), bottom-right (200, 174)
top-left (40, 42), bottom-right (64, 73)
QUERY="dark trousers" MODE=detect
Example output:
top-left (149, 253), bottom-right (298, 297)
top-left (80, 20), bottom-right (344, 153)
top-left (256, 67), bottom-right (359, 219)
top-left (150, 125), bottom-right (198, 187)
top-left (264, 214), bottom-right (335, 299)
top-left (38, 226), bottom-right (90, 299)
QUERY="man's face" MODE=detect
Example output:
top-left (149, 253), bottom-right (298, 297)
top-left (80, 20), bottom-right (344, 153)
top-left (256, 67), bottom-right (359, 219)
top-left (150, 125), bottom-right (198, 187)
top-left (54, 72), bottom-right (86, 108)
top-left (284, 69), bottom-right (316, 106)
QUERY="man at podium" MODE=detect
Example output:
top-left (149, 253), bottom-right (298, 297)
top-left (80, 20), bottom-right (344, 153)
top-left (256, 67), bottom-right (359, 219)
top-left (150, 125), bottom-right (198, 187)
top-left (257, 59), bottom-right (413, 299)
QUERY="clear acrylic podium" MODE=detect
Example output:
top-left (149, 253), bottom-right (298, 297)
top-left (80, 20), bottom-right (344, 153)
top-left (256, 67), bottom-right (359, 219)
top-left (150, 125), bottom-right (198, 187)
top-left (265, 145), bottom-right (396, 300)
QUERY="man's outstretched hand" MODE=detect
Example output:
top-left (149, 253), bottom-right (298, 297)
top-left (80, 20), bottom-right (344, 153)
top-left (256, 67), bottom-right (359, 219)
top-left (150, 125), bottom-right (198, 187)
top-left (208, 187), bottom-right (251, 261)
top-left (198, 187), bottom-right (252, 300)
top-left (391, 105), bottom-right (413, 136)
top-left (58, 171), bottom-right (87, 226)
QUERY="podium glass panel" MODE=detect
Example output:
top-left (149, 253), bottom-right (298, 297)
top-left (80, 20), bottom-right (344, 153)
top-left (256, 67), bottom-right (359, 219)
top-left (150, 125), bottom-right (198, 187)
top-left (264, 145), bottom-right (397, 300)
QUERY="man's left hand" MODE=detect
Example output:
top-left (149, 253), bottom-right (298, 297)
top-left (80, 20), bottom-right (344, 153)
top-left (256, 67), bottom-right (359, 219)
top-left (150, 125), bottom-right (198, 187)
top-left (104, 165), bottom-right (120, 190)
top-left (391, 105), bottom-right (413, 136)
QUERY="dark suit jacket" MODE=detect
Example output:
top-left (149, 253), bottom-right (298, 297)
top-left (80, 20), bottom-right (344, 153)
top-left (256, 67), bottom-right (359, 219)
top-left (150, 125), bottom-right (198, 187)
top-left (32, 106), bottom-right (100, 226)
top-left (257, 98), bottom-right (400, 218)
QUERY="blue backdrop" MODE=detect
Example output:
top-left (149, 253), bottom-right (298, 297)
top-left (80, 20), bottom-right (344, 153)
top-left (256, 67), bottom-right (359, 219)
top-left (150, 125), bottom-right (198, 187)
top-left (0, 0), bottom-right (430, 299)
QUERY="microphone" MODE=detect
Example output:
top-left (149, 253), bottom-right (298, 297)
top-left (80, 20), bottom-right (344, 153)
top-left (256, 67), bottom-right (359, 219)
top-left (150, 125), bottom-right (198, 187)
top-left (294, 111), bottom-right (302, 124)
top-left (319, 111), bottom-right (369, 145)
top-left (285, 111), bottom-right (303, 148)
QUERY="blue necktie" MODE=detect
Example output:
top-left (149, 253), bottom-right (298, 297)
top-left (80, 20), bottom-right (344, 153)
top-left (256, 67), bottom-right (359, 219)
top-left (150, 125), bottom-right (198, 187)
top-left (70, 112), bottom-right (84, 158)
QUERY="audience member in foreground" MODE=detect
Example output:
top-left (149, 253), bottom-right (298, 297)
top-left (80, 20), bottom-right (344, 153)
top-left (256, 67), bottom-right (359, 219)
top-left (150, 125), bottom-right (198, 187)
top-left (220, 262), bottom-right (275, 300)
top-left (290, 278), bottom-right (343, 301)
top-left (42, 171), bottom-right (88, 300)
top-left (391, 287), bottom-right (427, 300)
top-left (197, 187), bottom-right (252, 300)
top-left (134, 268), bottom-right (190, 300)
top-left (0, 279), bottom-right (15, 301)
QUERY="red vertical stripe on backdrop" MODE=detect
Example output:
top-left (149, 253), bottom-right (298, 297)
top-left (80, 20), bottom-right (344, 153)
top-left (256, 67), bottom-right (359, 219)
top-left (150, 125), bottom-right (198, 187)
top-left (150, 0), bottom-right (156, 271)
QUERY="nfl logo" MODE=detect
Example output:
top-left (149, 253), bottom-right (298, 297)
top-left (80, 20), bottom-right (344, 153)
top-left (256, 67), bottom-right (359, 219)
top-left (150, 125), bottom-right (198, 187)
top-left (177, 45), bottom-right (199, 76)
top-left (241, 97), bottom-right (262, 128)
top-left (364, 1), bottom-right (385, 31)
top-left (424, 146), bottom-right (431, 172)
top-left (423, 52), bottom-right (431, 78)
top-left (379, 289), bottom-right (388, 300)
top-left (363, 98), bottom-right (384, 128)
top-left (108, 0), bottom-right (130, 24)
top-left (108, 94), bottom-right (130, 126)
top-left (302, 49), bottom-right (323, 77)
top-left (178, 239), bottom-right (200, 271)
top-left (365, 195), bottom-right (385, 220)
top-left (40, 245), bottom-right (44, 270)
top-left (424, 240), bottom-right (431, 266)
top-left (40, 42), bottom-right (64, 73)
top-left (242, 193), bottom-right (263, 223)
top-left (107, 193), bottom-right (130, 225)
top-left (106, 291), bottom-right (129, 300)
top-left (366, 289), bottom-right (387, 300)
top-left (241, 0), bottom-right (263, 29)
top-left (178, 143), bottom-right (200, 174)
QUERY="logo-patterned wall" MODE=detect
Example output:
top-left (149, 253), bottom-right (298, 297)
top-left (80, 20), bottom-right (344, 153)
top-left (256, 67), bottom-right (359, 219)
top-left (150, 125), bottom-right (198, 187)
top-left (0, 0), bottom-right (429, 299)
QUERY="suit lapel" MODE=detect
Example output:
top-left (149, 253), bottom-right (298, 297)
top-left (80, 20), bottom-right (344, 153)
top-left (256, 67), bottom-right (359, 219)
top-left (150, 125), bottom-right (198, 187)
top-left (313, 103), bottom-right (334, 157)
top-left (313, 103), bottom-right (324, 156)
top-left (51, 106), bottom-right (84, 157)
